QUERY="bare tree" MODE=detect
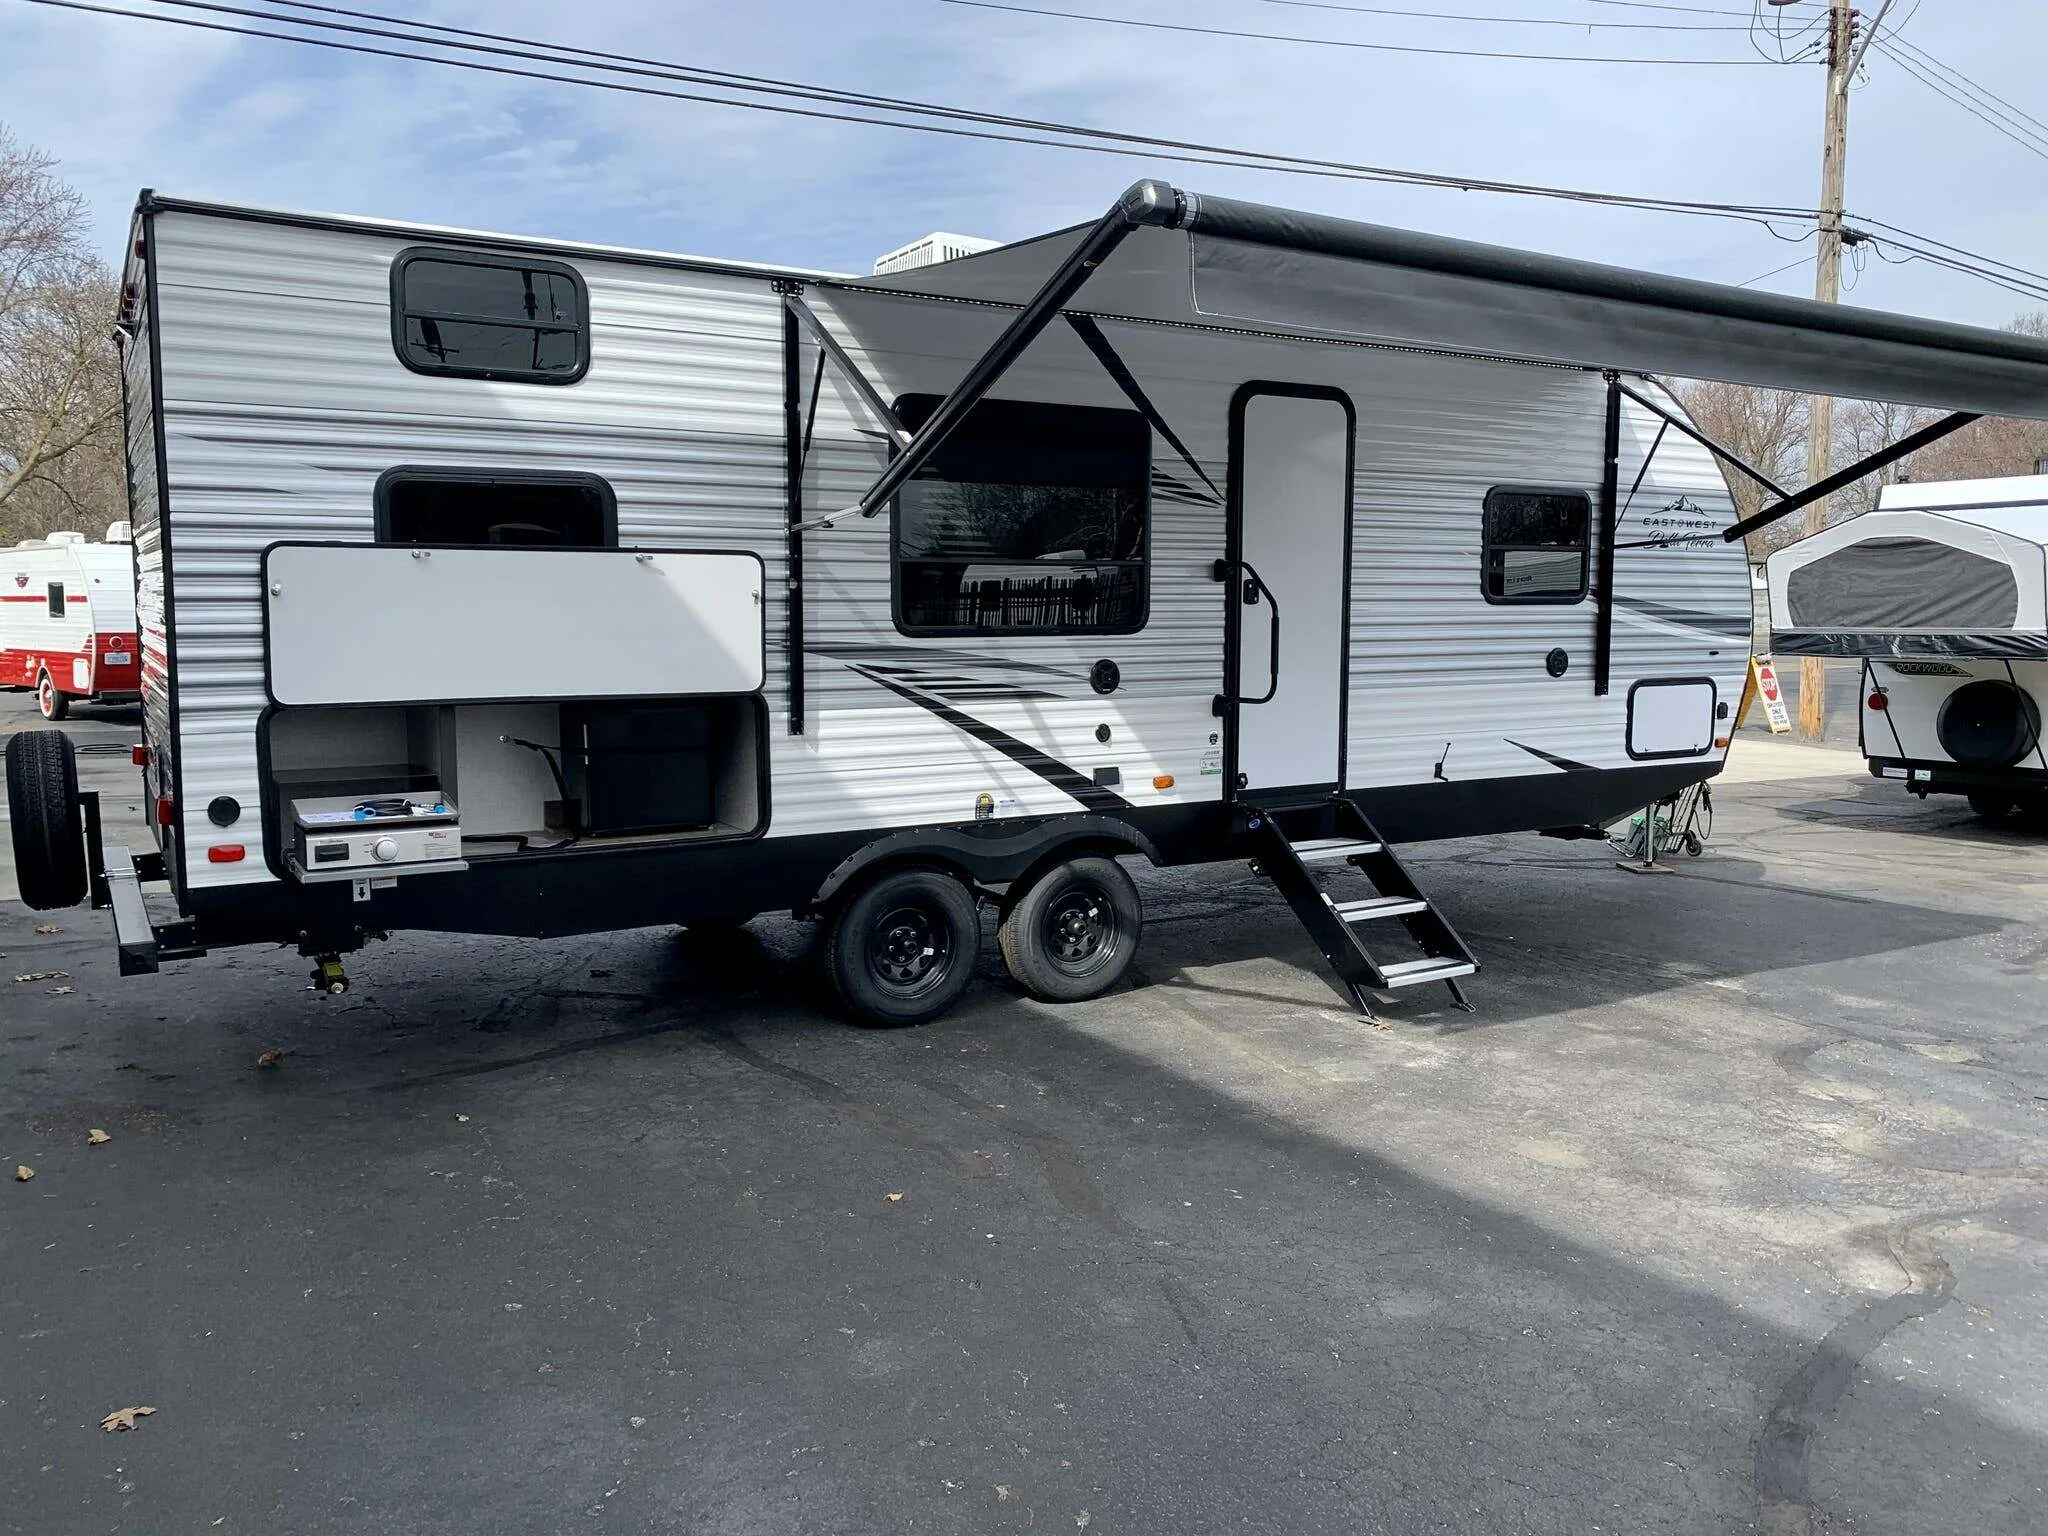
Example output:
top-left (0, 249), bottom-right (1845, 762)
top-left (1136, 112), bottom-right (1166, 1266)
top-left (0, 124), bottom-right (124, 544)
top-left (1666, 379), bottom-right (1809, 557)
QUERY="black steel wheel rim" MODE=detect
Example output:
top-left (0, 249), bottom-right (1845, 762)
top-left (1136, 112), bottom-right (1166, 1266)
top-left (1038, 880), bottom-right (1124, 978)
top-left (867, 901), bottom-right (953, 998)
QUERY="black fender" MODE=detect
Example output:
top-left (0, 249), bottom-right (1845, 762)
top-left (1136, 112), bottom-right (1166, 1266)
top-left (809, 815), bottom-right (1162, 911)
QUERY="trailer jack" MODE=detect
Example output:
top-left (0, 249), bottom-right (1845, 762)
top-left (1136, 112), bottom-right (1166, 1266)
top-left (310, 955), bottom-right (349, 996)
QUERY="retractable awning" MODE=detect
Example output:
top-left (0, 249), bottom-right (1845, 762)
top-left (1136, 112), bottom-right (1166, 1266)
top-left (845, 187), bottom-right (2048, 421)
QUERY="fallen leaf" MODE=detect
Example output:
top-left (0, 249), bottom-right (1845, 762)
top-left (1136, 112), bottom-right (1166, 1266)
top-left (1077, 1515), bottom-right (1093, 1530)
top-left (885, 1191), bottom-right (905, 1203)
top-left (629, 1416), bottom-right (646, 1429)
top-left (87, 1129), bottom-right (110, 1145)
top-left (35, 924), bottom-right (60, 935)
top-left (995, 1485), bottom-right (1015, 1502)
top-left (14, 1165), bottom-right (33, 1182)
top-left (50, 986), bottom-right (73, 997)
top-left (13, 971), bottom-right (67, 983)
top-left (256, 1049), bottom-right (283, 1069)
top-left (100, 1406), bottom-right (156, 1432)
top-left (454, 1113), bottom-right (470, 1123)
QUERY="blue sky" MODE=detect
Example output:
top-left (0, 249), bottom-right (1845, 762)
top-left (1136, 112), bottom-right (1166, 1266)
top-left (1, 0), bottom-right (2041, 328)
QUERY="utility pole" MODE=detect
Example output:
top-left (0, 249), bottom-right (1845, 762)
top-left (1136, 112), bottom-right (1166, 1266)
top-left (1798, 0), bottom-right (1856, 739)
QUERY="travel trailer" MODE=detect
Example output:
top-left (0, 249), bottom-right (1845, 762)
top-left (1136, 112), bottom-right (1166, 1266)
top-left (1, 524), bottom-right (139, 719)
top-left (1769, 474), bottom-right (2048, 819)
top-left (8, 179), bottom-right (2048, 1022)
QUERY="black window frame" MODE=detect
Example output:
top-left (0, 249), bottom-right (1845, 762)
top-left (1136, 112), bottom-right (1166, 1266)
top-left (889, 394), bottom-right (1152, 639)
top-left (1480, 484), bottom-right (1593, 606)
top-left (47, 582), bottom-right (65, 620)
top-left (372, 466), bottom-right (620, 548)
top-left (389, 246), bottom-right (591, 386)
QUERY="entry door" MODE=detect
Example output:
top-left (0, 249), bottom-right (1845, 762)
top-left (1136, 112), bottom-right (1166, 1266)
top-left (1232, 388), bottom-right (1353, 796)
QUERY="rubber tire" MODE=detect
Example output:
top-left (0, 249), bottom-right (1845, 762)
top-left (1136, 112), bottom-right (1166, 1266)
top-left (37, 672), bottom-right (70, 722)
top-left (998, 854), bottom-right (1143, 1004)
top-left (825, 867), bottom-right (979, 1028)
top-left (1967, 789), bottom-right (2016, 820)
top-left (6, 728), bottom-right (88, 910)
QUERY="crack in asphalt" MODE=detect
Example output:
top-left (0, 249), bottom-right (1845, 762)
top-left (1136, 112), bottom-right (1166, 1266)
top-left (1753, 1218), bottom-right (1957, 1536)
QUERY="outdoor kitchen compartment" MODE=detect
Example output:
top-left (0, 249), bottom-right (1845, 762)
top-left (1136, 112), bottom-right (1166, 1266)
top-left (563, 701), bottom-right (716, 835)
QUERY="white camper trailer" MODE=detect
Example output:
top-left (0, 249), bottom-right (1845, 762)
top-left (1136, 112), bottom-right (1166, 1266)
top-left (9, 179), bottom-right (2048, 1022)
top-left (1, 525), bottom-right (140, 719)
top-left (1768, 475), bottom-right (2048, 818)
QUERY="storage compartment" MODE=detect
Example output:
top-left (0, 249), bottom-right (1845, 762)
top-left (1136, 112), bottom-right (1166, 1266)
top-left (261, 694), bottom-right (764, 871)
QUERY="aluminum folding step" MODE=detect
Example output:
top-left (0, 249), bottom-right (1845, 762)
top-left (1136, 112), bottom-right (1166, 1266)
top-left (1248, 797), bottom-right (1479, 1019)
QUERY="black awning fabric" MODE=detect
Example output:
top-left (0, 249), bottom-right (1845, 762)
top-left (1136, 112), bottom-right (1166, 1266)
top-left (1175, 195), bottom-right (2048, 419)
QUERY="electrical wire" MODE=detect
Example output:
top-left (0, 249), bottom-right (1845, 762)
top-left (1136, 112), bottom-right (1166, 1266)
top-left (1871, 39), bottom-right (2048, 163)
top-left (1874, 35), bottom-right (2048, 148)
top-left (15, 0), bottom-right (1822, 229)
top-left (940, 0), bottom-right (1785, 63)
top-left (1250, 0), bottom-right (1753, 30)
top-left (16, 0), bottom-right (2048, 309)
top-left (1736, 253), bottom-right (1815, 289)
top-left (1886, 35), bottom-right (2048, 138)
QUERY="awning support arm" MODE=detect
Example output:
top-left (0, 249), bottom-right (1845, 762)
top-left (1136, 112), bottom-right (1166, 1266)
top-left (1593, 373), bottom-right (1624, 697)
top-left (1611, 379), bottom-right (1791, 503)
top-left (784, 293), bottom-right (909, 448)
top-left (1722, 409), bottom-right (1980, 543)
top-left (845, 179), bottom-right (1189, 520)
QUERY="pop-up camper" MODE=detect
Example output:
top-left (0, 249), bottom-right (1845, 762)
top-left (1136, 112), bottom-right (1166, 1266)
top-left (9, 179), bottom-right (2048, 1021)
top-left (2, 524), bottom-right (139, 719)
top-left (1769, 474), bottom-right (2048, 818)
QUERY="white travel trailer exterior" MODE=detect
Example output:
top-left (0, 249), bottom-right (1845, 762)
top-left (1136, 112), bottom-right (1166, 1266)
top-left (1, 525), bottom-right (140, 719)
top-left (1768, 474), bottom-right (2048, 818)
top-left (10, 179), bottom-right (2048, 1021)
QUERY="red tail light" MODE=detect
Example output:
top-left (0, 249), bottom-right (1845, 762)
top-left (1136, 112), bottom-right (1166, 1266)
top-left (208, 845), bottom-right (246, 864)
top-left (132, 745), bottom-right (150, 767)
top-left (155, 796), bottom-right (175, 827)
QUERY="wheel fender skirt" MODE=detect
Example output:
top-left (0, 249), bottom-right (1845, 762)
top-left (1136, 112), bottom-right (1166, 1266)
top-left (811, 816), bottom-right (1162, 908)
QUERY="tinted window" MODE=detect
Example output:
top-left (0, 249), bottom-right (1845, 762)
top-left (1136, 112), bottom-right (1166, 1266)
top-left (391, 249), bottom-right (588, 384)
top-left (1483, 487), bottom-right (1591, 603)
top-left (894, 396), bottom-right (1149, 635)
top-left (375, 469), bottom-right (617, 547)
top-left (47, 583), bottom-right (64, 620)
top-left (1786, 537), bottom-right (2019, 629)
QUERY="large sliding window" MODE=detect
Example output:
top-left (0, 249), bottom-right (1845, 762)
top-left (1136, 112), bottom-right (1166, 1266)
top-left (390, 247), bottom-right (589, 384)
top-left (893, 396), bottom-right (1150, 636)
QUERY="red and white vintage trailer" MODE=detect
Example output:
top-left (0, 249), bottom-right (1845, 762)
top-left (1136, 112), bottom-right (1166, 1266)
top-left (1, 525), bottom-right (140, 719)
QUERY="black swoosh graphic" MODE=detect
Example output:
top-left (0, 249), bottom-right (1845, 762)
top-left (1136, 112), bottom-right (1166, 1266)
top-left (1613, 596), bottom-right (1752, 639)
top-left (846, 664), bottom-right (1132, 811)
top-left (1505, 739), bottom-right (1596, 773)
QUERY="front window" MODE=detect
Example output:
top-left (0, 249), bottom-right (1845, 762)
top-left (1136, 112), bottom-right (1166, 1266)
top-left (893, 396), bottom-right (1149, 635)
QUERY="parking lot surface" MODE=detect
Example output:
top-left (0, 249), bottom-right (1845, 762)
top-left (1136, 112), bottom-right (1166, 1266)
top-left (4, 691), bottom-right (2045, 1534)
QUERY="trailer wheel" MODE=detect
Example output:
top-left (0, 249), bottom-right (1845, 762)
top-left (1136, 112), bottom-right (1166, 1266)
top-left (824, 867), bottom-right (979, 1028)
top-left (36, 671), bottom-right (70, 722)
top-left (998, 854), bottom-right (1142, 1004)
top-left (5, 729), bottom-right (88, 910)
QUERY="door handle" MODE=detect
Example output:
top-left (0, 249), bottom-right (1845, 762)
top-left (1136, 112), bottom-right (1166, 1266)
top-left (1219, 557), bottom-right (1280, 706)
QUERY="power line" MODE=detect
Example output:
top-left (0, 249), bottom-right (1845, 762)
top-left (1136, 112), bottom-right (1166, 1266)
top-left (939, 0), bottom-right (1784, 63)
top-left (1249, 0), bottom-right (1753, 30)
top-left (1876, 33), bottom-right (2048, 143)
top-left (1736, 253), bottom-right (1814, 289)
top-left (16, 0), bottom-right (2047, 309)
top-left (1871, 40), bottom-right (2048, 163)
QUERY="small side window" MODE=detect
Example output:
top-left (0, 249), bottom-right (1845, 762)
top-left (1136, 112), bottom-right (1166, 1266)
top-left (1482, 486), bottom-right (1591, 604)
top-left (47, 583), bottom-right (65, 620)
top-left (390, 247), bottom-right (589, 384)
top-left (374, 468), bottom-right (618, 547)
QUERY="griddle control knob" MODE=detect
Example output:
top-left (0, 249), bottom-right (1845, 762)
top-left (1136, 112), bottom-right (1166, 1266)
top-left (372, 837), bottom-right (400, 863)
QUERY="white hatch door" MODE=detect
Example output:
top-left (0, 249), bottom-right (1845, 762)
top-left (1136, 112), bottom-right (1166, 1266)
top-left (1235, 389), bottom-right (1352, 795)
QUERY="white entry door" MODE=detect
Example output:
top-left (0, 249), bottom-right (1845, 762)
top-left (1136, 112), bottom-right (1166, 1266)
top-left (1234, 389), bottom-right (1352, 795)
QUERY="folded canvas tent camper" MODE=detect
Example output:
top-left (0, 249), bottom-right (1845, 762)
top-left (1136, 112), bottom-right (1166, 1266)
top-left (2, 524), bottom-right (140, 719)
top-left (1769, 474), bottom-right (2048, 817)
top-left (10, 178), bottom-right (2048, 1021)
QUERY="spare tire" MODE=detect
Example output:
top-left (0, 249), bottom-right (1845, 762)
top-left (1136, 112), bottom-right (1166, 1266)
top-left (6, 729), bottom-right (88, 910)
top-left (1937, 680), bottom-right (2041, 769)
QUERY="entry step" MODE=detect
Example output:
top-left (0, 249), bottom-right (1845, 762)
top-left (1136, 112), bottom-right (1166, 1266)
top-left (1376, 957), bottom-right (1479, 987)
top-left (1290, 836), bottom-right (1383, 862)
top-left (1330, 895), bottom-right (1429, 922)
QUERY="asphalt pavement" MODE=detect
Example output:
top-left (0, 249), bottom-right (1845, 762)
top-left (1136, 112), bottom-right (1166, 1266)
top-left (4, 691), bottom-right (2046, 1535)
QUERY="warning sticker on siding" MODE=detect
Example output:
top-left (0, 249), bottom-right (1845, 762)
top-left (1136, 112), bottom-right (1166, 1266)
top-left (1199, 748), bottom-right (1223, 776)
